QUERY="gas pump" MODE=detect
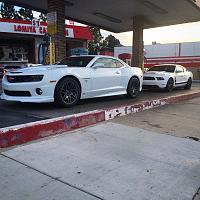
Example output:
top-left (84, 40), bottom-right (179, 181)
top-left (37, 33), bottom-right (50, 65)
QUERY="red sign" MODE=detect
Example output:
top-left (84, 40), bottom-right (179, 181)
top-left (0, 19), bottom-right (93, 40)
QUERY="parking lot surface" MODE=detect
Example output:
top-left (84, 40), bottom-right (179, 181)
top-left (0, 81), bottom-right (199, 128)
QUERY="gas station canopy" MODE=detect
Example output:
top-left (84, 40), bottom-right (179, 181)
top-left (3, 0), bottom-right (200, 32)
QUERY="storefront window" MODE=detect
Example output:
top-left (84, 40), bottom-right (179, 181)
top-left (0, 37), bottom-right (34, 63)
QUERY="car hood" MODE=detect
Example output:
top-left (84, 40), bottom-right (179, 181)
top-left (6, 65), bottom-right (68, 75)
top-left (144, 71), bottom-right (171, 76)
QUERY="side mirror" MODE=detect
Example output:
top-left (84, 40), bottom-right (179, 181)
top-left (93, 63), bottom-right (105, 69)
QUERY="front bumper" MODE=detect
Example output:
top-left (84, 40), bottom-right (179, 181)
top-left (143, 79), bottom-right (168, 89)
top-left (0, 93), bottom-right (54, 103)
top-left (1, 75), bottom-right (56, 103)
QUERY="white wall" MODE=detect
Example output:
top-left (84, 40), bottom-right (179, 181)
top-left (114, 41), bottom-right (200, 58)
top-left (181, 42), bottom-right (200, 56)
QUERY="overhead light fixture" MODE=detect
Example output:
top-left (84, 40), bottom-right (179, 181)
top-left (65, 1), bottom-right (74, 7)
top-left (141, 1), bottom-right (168, 14)
top-left (93, 12), bottom-right (122, 23)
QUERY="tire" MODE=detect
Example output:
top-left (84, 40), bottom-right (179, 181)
top-left (127, 77), bottom-right (140, 98)
top-left (54, 77), bottom-right (81, 107)
top-left (166, 78), bottom-right (174, 92)
top-left (184, 78), bottom-right (192, 89)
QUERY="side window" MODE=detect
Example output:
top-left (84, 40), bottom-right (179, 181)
top-left (93, 58), bottom-right (104, 67)
top-left (94, 58), bottom-right (117, 68)
top-left (176, 66), bottom-right (184, 73)
top-left (114, 60), bottom-right (124, 68)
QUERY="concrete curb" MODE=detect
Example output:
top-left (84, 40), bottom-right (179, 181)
top-left (1, 91), bottom-right (200, 148)
top-left (0, 110), bottom-right (105, 148)
top-left (105, 91), bottom-right (200, 120)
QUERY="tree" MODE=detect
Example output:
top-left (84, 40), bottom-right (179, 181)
top-left (0, 3), bottom-right (33, 20)
top-left (101, 34), bottom-right (121, 52)
top-left (88, 26), bottom-right (104, 55)
top-left (0, 2), bottom-right (19, 19)
top-left (18, 8), bottom-right (33, 20)
top-left (39, 13), bottom-right (47, 22)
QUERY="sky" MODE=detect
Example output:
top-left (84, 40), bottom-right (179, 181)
top-left (101, 21), bottom-right (200, 46)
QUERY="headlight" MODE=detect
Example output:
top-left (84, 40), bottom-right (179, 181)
top-left (156, 77), bottom-right (164, 80)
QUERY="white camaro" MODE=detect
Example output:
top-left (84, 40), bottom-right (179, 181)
top-left (143, 64), bottom-right (193, 91)
top-left (1, 55), bottom-right (143, 107)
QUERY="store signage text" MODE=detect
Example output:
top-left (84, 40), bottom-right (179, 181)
top-left (0, 21), bottom-right (74, 38)
top-left (14, 25), bottom-right (47, 34)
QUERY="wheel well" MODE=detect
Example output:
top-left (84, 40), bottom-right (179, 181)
top-left (126, 76), bottom-right (140, 91)
top-left (128, 76), bottom-right (140, 86)
top-left (54, 75), bottom-right (82, 98)
top-left (168, 77), bottom-right (174, 82)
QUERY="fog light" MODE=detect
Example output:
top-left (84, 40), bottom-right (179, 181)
top-left (36, 88), bottom-right (43, 95)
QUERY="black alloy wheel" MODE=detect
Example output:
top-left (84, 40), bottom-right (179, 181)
top-left (184, 78), bottom-right (192, 89)
top-left (55, 77), bottom-right (81, 107)
top-left (166, 78), bottom-right (174, 92)
top-left (127, 77), bottom-right (140, 98)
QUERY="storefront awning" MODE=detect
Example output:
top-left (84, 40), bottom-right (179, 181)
top-left (2, 0), bottom-right (200, 32)
top-left (0, 18), bottom-right (93, 40)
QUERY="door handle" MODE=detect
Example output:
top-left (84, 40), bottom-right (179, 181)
top-left (115, 71), bottom-right (120, 74)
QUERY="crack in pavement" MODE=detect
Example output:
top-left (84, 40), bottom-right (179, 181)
top-left (0, 153), bottom-right (105, 200)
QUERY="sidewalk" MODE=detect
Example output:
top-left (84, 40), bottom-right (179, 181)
top-left (1, 120), bottom-right (200, 200)
top-left (112, 97), bottom-right (200, 139)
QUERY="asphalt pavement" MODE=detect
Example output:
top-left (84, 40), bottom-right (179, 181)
top-left (0, 80), bottom-right (200, 128)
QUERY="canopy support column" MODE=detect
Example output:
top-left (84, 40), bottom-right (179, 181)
top-left (47, 0), bottom-right (66, 62)
top-left (131, 17), bottom-right (144, 71)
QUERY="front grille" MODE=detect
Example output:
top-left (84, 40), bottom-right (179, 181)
top-left (143, 77), bottom-right (155, 80)
top-left (4, 90), bottom-right (31, 97)
top-left (7, 75), bottom-right (43, 83)
top-left (143, 85), bottom-right (159, 89)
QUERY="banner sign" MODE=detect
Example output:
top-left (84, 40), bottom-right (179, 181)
top-left (0, 20), bottom-right (74, 38)
top-left (47, 12), bottom-right (57, 35)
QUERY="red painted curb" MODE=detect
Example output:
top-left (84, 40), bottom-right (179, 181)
top-left (0, 91), bottom-right (200, 148)
top-left (105, 91), bottom-right (200, 120)
top-left (0, 111), bottom-right (105, 148)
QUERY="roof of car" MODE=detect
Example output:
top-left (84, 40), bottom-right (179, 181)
top-left (70, 55), bottom-right (119, 59)
top-left (153, 64), bottom-right (182, 67)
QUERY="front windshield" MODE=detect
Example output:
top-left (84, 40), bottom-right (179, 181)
top-left (148, 65), bottom-right (175, 73)
top-left (58, 56), bottom-right (94, 67)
